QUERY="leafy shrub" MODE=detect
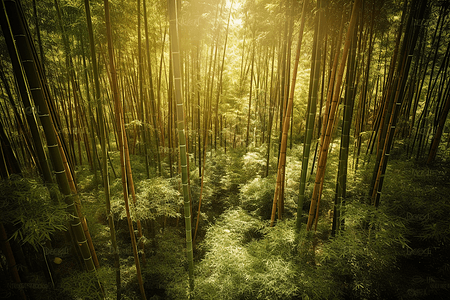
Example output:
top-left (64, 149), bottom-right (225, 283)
top-left (241, 149), bottom-right (268, 183)
top-left (192, 209), bottom-right (301, 300)
top-left (379, 160), bottom-right (450, 298)
top-left (60, 267), bottom-right (111, 300)
top-left (144, 228), bottom-right (188, 299)
top-left (111, 177), bottom-right (181, 221)
top-left (207, 151), bottom-right (240, 211)
top-left (209, 147), bottom-right (268, 190)
top-left (74, 165), bottom-right (98, 192)
top-left (0, 175), bottom-right (68, 250)
top-left (190, 148), bottom-right (269, 225)
top-left (240, 175), bottom-right (275, 219)
top-left (319, 202), bottom-right (408, 299)
top-left (240, 174), bottom-right (298, 220)
top-left (192, 209), bottom-right (348, 300)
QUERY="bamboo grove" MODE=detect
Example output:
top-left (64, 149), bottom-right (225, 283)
top-left (0, 0), bottom-right (449, 299)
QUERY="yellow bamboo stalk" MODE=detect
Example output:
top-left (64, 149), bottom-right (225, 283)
top-left (270, 0), bottom-right (306, 227)
top-left (306, 0), bottom-right (361, 231)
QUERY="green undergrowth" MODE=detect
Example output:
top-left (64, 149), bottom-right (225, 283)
top-left (189, 203), bottom-right (409, 299)
top-left (0, 175), bottom-right (68, 250)
top-left (32, 145), bottom-right (450, 300)
top-left (379, 158), bottom-right (450, 299)
top-left (191, 209), bottom-right (304, 300)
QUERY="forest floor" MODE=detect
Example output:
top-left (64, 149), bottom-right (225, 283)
top-left (57, 142), bottom-right (450, 300)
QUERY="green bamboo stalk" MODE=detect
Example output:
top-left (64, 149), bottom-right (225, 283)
top-left (103, 0), bottom-right (146, 299)
top-left (137, 0), bottom-right (150, 179)
top-left (332, 17), bottom-right (358, 236)
top-left (371, 0), bottom-right (427, 207)
top-left (143, 0), bottom-right (162, 176)
top-left (354, 1), bottom-right (376, 172)
top-left (168, 0), bottom-right (194, 291)
top-left (296, 0), bottom-right (322, 231)
top-left (0, 111), bottom-right (22, 177)
top-left (427, 87), bottom-right (450, 164)
top-left (368, 0), bottom-right (408, 196)
top-left (306, 0), bottom-right (361, 231)
top-left (84, 0), bottom-right (121, 298)
top-left (271, 0), bottom-right (306, 227)
top-left (2, 0), bottom-right (98, 273)
top-left (0, 13), bottom-right (52, 184)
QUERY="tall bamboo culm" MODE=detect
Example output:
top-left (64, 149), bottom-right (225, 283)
top-left (271, 0), bottom-right (306, 227)
top-left (1, 0), bottom-right (99, 273)
top-left (296, 0), bottom-right (322, 231)
top-left (306, 0), bottom-right (361, 231)
top-left (168, 0), bottom-right (195, 292)
top-left (84, 0), bottom-right (121, 298)
top-left (103, 0), bottom-right (146, 299)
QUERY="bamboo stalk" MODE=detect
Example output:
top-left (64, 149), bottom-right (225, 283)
top-left (168, 0), bottom-right (194, 291)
